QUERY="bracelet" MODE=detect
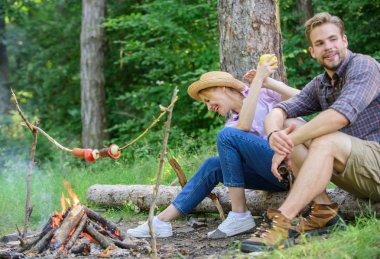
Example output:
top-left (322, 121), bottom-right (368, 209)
top-left (267, 130), bottom-right (280, 141)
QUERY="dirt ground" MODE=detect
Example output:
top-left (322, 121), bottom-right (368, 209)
top-left (122, 216), bottom-right (258, 258)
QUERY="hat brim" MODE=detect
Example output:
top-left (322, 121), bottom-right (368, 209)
top-left (188, 77), bottom-right (246, 101)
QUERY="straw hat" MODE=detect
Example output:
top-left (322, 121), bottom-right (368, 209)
top-left (187, 71), bottom-right (246, 101)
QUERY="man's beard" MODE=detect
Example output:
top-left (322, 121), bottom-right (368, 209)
top-left (318, 48), bottom-right (347, 71)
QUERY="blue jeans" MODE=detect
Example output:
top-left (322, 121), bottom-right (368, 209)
top-left (172, 127), bottom-right (287, 216)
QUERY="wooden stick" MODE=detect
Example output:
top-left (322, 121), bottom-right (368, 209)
top-left (10, 89), bottom-right (33, 132)
top-left (148, 86), bottom-right (178, 258)
top-left (23, 121), bottom-right (39, 238)
top-left (65, 214), bottom-right (88, 251)
top-left (168, 157), bottom-right (225, 220)
top-left (84, 223), bottom-right (112, 249)
top-left (120, 95), bottom-right (179, 151)
top-left (52, 205), bottom-right (84, 250)
top-left (208, 193), bottom-right (226, 220)
top-left (168, 158), bottom-right (187, 186)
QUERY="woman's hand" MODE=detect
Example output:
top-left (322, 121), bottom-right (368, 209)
top-left (255, 54), bottom-right (278, 82)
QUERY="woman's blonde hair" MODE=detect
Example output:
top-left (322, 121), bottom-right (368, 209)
top-left (305, 12), bottom-right (345, 46)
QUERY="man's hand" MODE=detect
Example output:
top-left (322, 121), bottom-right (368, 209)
top-left (271, 153), bottom-right (287, 181)
top-left (269, 124), bottom-right (296, 155)
top-left (243, 69), bottom-right (256, 84)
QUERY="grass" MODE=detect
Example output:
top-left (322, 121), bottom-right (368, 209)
top-left (1, 141), bottom-right (379, 258)
top-left (264, 216), bottom-right (380, 258)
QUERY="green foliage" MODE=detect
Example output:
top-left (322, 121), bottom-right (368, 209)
top-left (103, 0), bottom-right (221, 149)
top-left (4, 0), bottom-right (379, 155)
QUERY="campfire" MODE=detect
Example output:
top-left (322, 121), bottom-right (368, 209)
top-left (5, 181), bottom-right (149, 257)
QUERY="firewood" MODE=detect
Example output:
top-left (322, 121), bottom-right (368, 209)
top-left (84, 207), bottom-right (126, 240)
top-left (64, 214), bottom-right (88, 251)
top-left (71, 242), bottom-right (91, 255)
top-left (84, 223), bottom-right (112, 249)
top-left (0, 251), bottom-right (25, 259)
top-left (52, 204), bottom-right (84, 250)
top-left (18, 218), bottom-right (53, 252)
top-left (90, 221), bottom-right (120, 241)
top-left (27, 228), bottom-right (54, 254)
top-left (111, 239), bottom-right (137, 250)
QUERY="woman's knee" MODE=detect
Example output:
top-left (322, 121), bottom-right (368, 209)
top-left (217, 127), bottom-right (242, 145)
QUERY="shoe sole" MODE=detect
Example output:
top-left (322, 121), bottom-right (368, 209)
top-left (127, 232), bottom-right (173, 238)
top-left (208, 221), bottom-right (255, 239)
top-left (240, 238), bottom-right (294, 253)
top-left (303, 223), bottom-right (346, 237)
top-left (300, 215), bottom-right (347, 237)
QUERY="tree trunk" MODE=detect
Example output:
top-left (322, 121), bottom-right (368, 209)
top-left (296, 0), bottom-right (313, 26)
top-left (0, 3), bottom-right (10, 114)
top-left (87, 184), bottom-right (380, 220)
top-left (80, 0), bottom-right (107, 148)
top-left (218, 0), bottom-right (286, 82)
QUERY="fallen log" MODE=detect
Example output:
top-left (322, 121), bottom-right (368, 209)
top-left (87, 184), bottom-right (380, 220)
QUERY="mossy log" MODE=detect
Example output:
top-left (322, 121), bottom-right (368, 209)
top-left (87, 184), bottom-right (380, 220)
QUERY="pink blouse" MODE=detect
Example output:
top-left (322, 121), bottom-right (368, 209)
top-left (225, 87), bottom-right (282, 138)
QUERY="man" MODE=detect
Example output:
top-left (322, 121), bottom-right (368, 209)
top-left (240, 12), bottom-right (380, 252)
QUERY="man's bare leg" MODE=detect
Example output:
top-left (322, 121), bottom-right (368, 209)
top-left (279, 132), bottom-right (351, 219)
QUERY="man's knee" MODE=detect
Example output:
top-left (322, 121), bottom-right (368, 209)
top-left (308, 133), bottom-right (351, 169)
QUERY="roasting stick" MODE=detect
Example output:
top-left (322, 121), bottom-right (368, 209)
top-left (11, 88), bottom-right (178, 162)
top-left (148, 86), bottom-right (178, 258)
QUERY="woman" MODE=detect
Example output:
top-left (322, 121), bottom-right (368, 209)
top-left (127, 56), bottom-right (300, 239)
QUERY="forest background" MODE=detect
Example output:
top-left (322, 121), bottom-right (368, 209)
top-left (0, 1), bottom-right (379, 256)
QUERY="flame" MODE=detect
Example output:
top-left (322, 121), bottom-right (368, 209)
top-left (51, 210), bottom-right (64, 229)
top-left (63, 180), bottom-right (80, 206)
top-left (60, 192), bottom-right (66, 213)
top-left (114, 229), bottom-right (120, 238)
top-left (82, 232), bottom-right (95, 242)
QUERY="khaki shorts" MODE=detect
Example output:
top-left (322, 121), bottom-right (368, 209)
top-left (331, 136), bottom-right (380, 201)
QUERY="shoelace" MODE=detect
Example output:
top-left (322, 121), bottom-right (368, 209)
top-left (253, 215), bottom-right (278, 237)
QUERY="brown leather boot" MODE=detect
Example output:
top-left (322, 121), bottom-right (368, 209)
top-left (296, 202), bottom-right (346, 236)
top-left (240, 209), bottom-right (295, 253)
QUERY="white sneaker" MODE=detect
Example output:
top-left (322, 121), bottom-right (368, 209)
top-left (207, 212), bottom-right (255, 239)
top-left (127, 218), bottom-right (173, 238)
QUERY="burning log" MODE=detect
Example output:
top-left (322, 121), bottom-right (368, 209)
top-left (64, 214), bottom-right (88, 251)
top-left (52, 204), bottom-right (84, 250)
top-left (84, 207), bottom-right (126, 240)
top-left (84, 223), bottom-right (112, 249)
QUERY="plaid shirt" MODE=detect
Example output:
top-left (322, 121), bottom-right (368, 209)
top-left (275, 50), bottom-right (380, 143)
